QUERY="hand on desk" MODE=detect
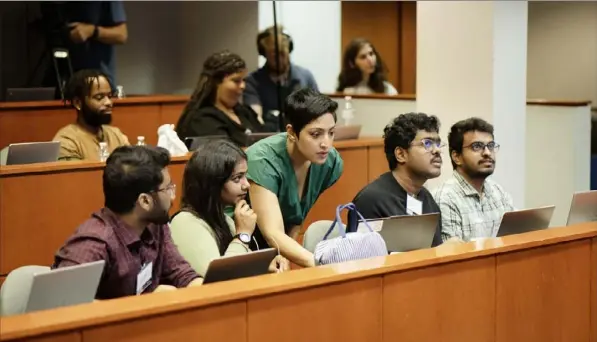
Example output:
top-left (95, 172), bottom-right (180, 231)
top-left (154, 284), bottom-right (177, 293)
top-left (269, 255), bottom-right (290, 273)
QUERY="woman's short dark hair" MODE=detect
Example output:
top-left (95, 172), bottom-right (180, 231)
top-left (181, 139), bottom-right (247, 255)
top-left (285, 87), bottom-right (338, 136)
top-left (448, 117), bottom-right (494, 169)
top-left (336, 38), bottom-right (389, 94)
top-left (64, 69), bottom-right (112, 107)
top-left (383, 113), bottom-right (440, 170)
top-left (103, 145), bottom-right (171, 214)
top-left (176, 51), bottom-right (246, 131)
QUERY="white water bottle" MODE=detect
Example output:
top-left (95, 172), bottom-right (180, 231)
top-left (116, 85), bottom-right (125, 99)
top-left (342, 96), bottom-right (355, 126)
top-left (137, 136), bottom-right (145, 146)
top-left (99, 142), bottom-right (109, 162)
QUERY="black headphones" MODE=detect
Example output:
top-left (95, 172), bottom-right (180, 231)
top-left (256, 29), bottom-right (294, 57)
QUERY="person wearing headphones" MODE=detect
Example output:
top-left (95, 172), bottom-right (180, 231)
top-left (243, 25), bottom-right (319, 132)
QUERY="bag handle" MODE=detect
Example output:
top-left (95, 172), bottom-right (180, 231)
top-left (323, 203), bottom-right (374, 240)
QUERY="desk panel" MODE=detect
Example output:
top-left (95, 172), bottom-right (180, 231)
top-left (592, 237), bottom-right (597, 342)
top-left (496, 239), bottom-right (592, 341)
top-left (383, 256), bottom-right (495, 342)
top-left (83, 301), bottom-right (246, 342)
top-left (248, 277), bottom-right (382, 342)
top-left (0, 107), bottom-right (72, 148)
top-left (111, 105), bottom-right (161, 145)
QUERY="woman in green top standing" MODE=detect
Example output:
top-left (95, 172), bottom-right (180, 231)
top-left (246, 88), bottom-right (344, 267)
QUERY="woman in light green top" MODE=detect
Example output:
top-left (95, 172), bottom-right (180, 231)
top-left (247, 88), bottom-right (344, 268)
top-left (170, 140), bottom-right (289, 277)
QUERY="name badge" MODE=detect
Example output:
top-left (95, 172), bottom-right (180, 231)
top-left (136, 262), bottom-right (153, 295)
top-left (406, 195), bottom-right (423, 215)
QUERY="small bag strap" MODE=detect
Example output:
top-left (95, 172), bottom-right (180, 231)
top-left (322, 203), bottom-right (375, 240)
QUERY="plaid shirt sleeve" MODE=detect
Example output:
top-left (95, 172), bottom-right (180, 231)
top-left (53, 235), bottom-right (108, 268)
top-left (434, 190), bottom-right (464, 242)
top-left (160, 224), bottom-right (201, 288)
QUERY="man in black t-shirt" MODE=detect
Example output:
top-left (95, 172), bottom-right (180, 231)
top-left (349, 113), bottom-right (445, 247)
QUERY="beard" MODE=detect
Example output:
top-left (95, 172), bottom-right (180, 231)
top-left (81, 104), bottom-right (112, 128)
top-left (464, 160), bottom-right (495, 179)
top-left (145, 199), bottom-right (171, 225)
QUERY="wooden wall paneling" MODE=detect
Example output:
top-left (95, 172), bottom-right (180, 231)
top-left (496, 240), bottom-right (592, 342)
top-left (591, 237), bottom-right (597, 342)
top-left (159, 103), bottom-right (185, 127)
top-left (111, 104), bottom-right (161, 146)
top-left (398, 1), bottom-right (417, 94)
top-left (0, 107), bottom-right (72, 148)
top-left (341, 2), bottom-right (401, 90)
top-left (383, 256), bottom-right (496, 342)
top-left (367, 146), bottom-right (387, 182)
top-left (247, 277), bottom-right (382, 342)
top-left (83, 301), bottom-right (246, 342)
top-left (0, 168), bottom-right (104, 275)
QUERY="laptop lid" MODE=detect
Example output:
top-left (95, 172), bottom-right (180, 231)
top-left (25, 260), bottom-right (105, 313)
top-left (566, 190), bottom-right (597, 225)
top-left (203, 248), bottom-right (277, 285)
top-left (183, 136), bottom-right (229, 151)
top-left (5, 87), bottom-right (56, 102)
top-left (4, 141), bottom-right (60, 165)
top-left (358, 213), bottom-right (439, 252)
top-left (496, 205), bottom-right (555, 238)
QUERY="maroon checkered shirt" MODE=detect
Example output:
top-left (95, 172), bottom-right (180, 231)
top-left (53, 208), bottom-right (200, 299)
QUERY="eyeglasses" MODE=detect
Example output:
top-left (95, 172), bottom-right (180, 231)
top-left (154, 183), bottom-right (176, 196)
top-left (463, 141), bottom-right (500, 153)
top-left (411, 139), bottom-right (446, 152)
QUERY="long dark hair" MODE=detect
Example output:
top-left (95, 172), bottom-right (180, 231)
top-left (176, 51), bottom-right (246, 131)
top-left (180, 139), bottom-right (247, 255)
top-left (336, 38), bottom-right (388, 93)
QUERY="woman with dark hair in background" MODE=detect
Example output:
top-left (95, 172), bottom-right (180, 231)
top-left (336, 38), bottom-right (398, 95)
top-left (175, 51), bottom-right (263, 147)
top-left (169, 139), bottom-right (288, 277)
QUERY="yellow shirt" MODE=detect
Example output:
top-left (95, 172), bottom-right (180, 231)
top-left (53, 124), bottom-right (130, 161)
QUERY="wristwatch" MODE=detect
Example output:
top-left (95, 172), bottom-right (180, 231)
top-left (233, 233), bottom-right (251, 245)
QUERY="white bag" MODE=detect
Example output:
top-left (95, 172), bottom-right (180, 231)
top-left (314, 203), bottom-right (388, 266)
top-left (157, 124), bottom-right (188, 157)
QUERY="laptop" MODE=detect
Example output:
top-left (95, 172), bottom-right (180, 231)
top-left (0, 141), bottom-right (60, 166)
top-left (5, 87), bottom-right (56, 102)
top-left (357, 213), bottom-right (439, 252)
top-left (203, 248), bottom-right (277, 284)
top-left (25, 260), bottom-right (105, 313)
top-left (495, 205), bottom-right (555, 238)
top-left (335, 125), bottom-right (362, 141)
top-left (183, 135), bottom-right (228, 151)
top-left (566, 190), bottom-right (597, 225)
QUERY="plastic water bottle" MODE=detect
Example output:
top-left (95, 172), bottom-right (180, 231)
top-left (136, 136), bottom-right (145, 146)
top-left (342, 96), bottom-right (355, 126)
top-left (116, 85), bottom-right (125, 99)
top-left (99, 142), bottom-right (109, 162)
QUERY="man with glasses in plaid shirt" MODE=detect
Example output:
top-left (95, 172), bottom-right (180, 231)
top-left (433, 117), bottom-right (515, 242)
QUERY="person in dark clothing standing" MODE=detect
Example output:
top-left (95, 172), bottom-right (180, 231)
top-left (41, 1), bottom-right (127, 89)
top-left (176, 51), bottom-right (264, 148)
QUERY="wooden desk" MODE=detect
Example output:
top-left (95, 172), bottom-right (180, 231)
top-left (0, 95), bottom-right (189, 147)
top-left (0, 139), bottom-right (386, 278)
top-left (1, 223), bottom-right (595, 342)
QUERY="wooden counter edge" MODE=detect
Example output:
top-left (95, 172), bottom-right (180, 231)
top-left (1, 223), bottom-right (595, 341)
top-left (0, 139), bottom-right (383, 177)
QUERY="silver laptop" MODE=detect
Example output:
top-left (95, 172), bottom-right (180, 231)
top-left (0, 141), bottom-right (60, 166)
top-left (358, 213), bottom-right (439, 252)
top-left (203, 248), bottom-right (277, 284)
top-left (495, 205), bottom-right (555, 238)
top-left (335, 125), bottom-right (362, 141)
top-left (566, 190), bottom-right (597, 225)
top-left (26, 260), bottom-right (105, 313)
